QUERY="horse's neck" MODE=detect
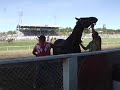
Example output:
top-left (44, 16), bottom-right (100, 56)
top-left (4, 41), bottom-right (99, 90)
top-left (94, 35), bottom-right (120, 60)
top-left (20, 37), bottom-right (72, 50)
top-left (66, 26), bottom-right (84, 44)
top-left (72, 26), bottom-right (84, 36)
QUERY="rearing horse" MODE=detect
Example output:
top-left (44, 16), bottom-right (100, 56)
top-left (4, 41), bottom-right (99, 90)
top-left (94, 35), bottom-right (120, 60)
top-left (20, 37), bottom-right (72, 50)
top-left (53, 17), bottom-right (98, 55)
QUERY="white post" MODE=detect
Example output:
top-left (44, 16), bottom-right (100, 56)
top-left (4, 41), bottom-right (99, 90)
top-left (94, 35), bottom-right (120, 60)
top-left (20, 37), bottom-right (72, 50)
top-left (7, 47), bottom-right (8, 51)
top-left (29, 46), bottom-right (31, 50)
top-left (63, 56), bottom-right (78, 90)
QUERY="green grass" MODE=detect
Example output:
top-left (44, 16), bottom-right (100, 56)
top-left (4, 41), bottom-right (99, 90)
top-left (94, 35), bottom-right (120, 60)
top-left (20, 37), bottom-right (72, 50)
top-left (0, 40), bottom-right (37, 46)
top-left (0, 40), bottom-right (36, 51)
top-left (82, 38), bottom-right (120, 45)
top-left (0, 38), bottom-right (120, 51)
top-left (0, 38), bottom-right (119, 59)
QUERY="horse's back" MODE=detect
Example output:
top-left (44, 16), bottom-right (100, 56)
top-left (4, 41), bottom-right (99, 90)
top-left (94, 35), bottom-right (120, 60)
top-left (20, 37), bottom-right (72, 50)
top-left (53, 38), bottom-right (81, 55)
top-left (53, 39), bottom-right (65, 55)
top-left (54, 39), bottom-right (65, 45)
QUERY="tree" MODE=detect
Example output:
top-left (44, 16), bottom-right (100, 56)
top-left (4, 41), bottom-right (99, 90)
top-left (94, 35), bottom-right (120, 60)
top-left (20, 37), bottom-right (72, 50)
top-left (55, 26), bottom-right (120, 35)
top-left (7, 31), bottom-right (16, 35)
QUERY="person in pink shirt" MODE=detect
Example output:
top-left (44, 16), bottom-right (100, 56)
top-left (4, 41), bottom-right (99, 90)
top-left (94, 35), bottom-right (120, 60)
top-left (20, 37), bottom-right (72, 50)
top-left (32, 35), bottom-right (53, 56)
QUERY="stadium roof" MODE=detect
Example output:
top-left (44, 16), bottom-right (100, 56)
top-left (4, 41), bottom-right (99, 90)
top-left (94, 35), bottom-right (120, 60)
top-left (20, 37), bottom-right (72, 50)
top-left (17, 24), bottom-right (60, 28)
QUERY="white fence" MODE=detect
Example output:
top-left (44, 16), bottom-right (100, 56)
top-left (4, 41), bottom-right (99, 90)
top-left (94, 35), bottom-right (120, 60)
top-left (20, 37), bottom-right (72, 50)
top-left (0, 45), bottom-right (34, 51)
top-left (0, 43), bottom-right (119, 51)
top-left (0, 49), bottom-right (120, 90)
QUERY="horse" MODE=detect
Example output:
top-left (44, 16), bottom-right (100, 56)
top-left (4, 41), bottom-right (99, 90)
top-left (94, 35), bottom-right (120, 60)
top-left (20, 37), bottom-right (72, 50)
top-left (7, 38), bottom-right (14, 43)
top-left (53, 17), bottom-right (98, 55)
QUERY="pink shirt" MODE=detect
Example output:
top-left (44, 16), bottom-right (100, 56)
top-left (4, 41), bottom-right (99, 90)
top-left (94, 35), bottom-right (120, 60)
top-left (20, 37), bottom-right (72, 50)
top-left (34, 42), bottom-right (51, 56)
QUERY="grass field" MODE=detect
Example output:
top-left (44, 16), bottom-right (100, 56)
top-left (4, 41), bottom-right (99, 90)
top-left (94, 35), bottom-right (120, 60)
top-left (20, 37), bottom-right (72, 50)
top-left (0, 40), bottom-right (37, 51)
top-left (0, 38), bottom-right (120, 59)
top-left (0, 40), bottom-right (37, 46)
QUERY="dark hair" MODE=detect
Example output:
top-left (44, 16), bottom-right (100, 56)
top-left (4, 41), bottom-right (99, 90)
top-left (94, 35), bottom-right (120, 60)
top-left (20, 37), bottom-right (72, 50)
top-left (38, 35), bottom-right (46, 41)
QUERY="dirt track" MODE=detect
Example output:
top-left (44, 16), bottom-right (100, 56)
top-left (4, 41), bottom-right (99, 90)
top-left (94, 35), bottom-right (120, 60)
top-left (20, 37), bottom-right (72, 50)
top-left (0, 50), bottom-right (33, 59)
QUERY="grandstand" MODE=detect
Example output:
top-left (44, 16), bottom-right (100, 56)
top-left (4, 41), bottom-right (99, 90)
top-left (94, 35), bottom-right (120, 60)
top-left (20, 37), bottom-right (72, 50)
top-left (16, 24), bottom-right (59, 36)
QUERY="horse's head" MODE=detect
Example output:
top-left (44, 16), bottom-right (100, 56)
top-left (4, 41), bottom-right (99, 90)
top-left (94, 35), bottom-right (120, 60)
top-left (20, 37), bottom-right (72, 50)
top-left (75, 17), bottom-right (98, 29)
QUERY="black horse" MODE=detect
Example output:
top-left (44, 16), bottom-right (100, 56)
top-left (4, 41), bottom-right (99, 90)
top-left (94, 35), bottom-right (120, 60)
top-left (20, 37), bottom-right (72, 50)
top-left (53, 17), bottom-right (98, 55)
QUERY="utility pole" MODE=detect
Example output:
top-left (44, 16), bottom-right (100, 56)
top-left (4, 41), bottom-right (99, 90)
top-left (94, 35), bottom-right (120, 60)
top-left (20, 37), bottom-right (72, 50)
top-left (2, 8), bottom-right (7, 32)
top-left (18, 9), bottom-right (23, 25)
top-left (54, 16), bottom-right (56, 25)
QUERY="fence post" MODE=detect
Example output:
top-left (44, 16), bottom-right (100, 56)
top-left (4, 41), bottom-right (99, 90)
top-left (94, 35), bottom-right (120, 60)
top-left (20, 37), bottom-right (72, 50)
top-left (63, 56), bottom-right (78, 90)
top-left (7, 47), bottom-right (8, 51)
top-left (29, 46), bottom-right (31, 50)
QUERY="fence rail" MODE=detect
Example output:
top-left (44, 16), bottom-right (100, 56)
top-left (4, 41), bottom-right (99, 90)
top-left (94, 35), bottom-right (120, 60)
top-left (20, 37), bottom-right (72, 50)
top-left (0, 49), bottom-right (120, 90)
top-left (0, 45), bottom-right (34, 51)
top-left (0, 43), bottom-right (119, 51)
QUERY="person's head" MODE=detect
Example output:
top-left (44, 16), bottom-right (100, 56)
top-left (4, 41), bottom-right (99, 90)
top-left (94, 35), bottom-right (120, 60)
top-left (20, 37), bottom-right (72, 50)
top-left (38, 35), bottom-right (46, 44)
top-left (92, 31), bottom-right (98, 39)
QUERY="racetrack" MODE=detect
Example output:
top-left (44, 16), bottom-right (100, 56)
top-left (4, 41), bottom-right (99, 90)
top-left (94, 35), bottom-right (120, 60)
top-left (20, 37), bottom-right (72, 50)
top-left (0, 38), bottom-right (120, 59)
top-left (0, 50), bottom-right (33, 59)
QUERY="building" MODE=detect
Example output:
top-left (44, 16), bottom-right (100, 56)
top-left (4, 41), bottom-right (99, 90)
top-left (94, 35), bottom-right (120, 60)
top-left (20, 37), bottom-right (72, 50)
top-left (16, 24), bottom-right (60, 36)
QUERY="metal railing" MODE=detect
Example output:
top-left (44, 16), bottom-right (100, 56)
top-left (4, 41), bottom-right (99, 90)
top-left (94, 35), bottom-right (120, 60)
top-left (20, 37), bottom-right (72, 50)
top-left (0, 49), bottom-right (120, 90)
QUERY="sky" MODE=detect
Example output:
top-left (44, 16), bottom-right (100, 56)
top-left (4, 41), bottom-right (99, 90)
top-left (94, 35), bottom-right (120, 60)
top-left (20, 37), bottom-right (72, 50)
top-left (0, 0), bottom-right (120, 32)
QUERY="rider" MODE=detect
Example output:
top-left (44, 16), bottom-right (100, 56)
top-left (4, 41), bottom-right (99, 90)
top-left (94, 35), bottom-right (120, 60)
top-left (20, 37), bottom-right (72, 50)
top-left (80, 24), bottom-right (101, 52)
